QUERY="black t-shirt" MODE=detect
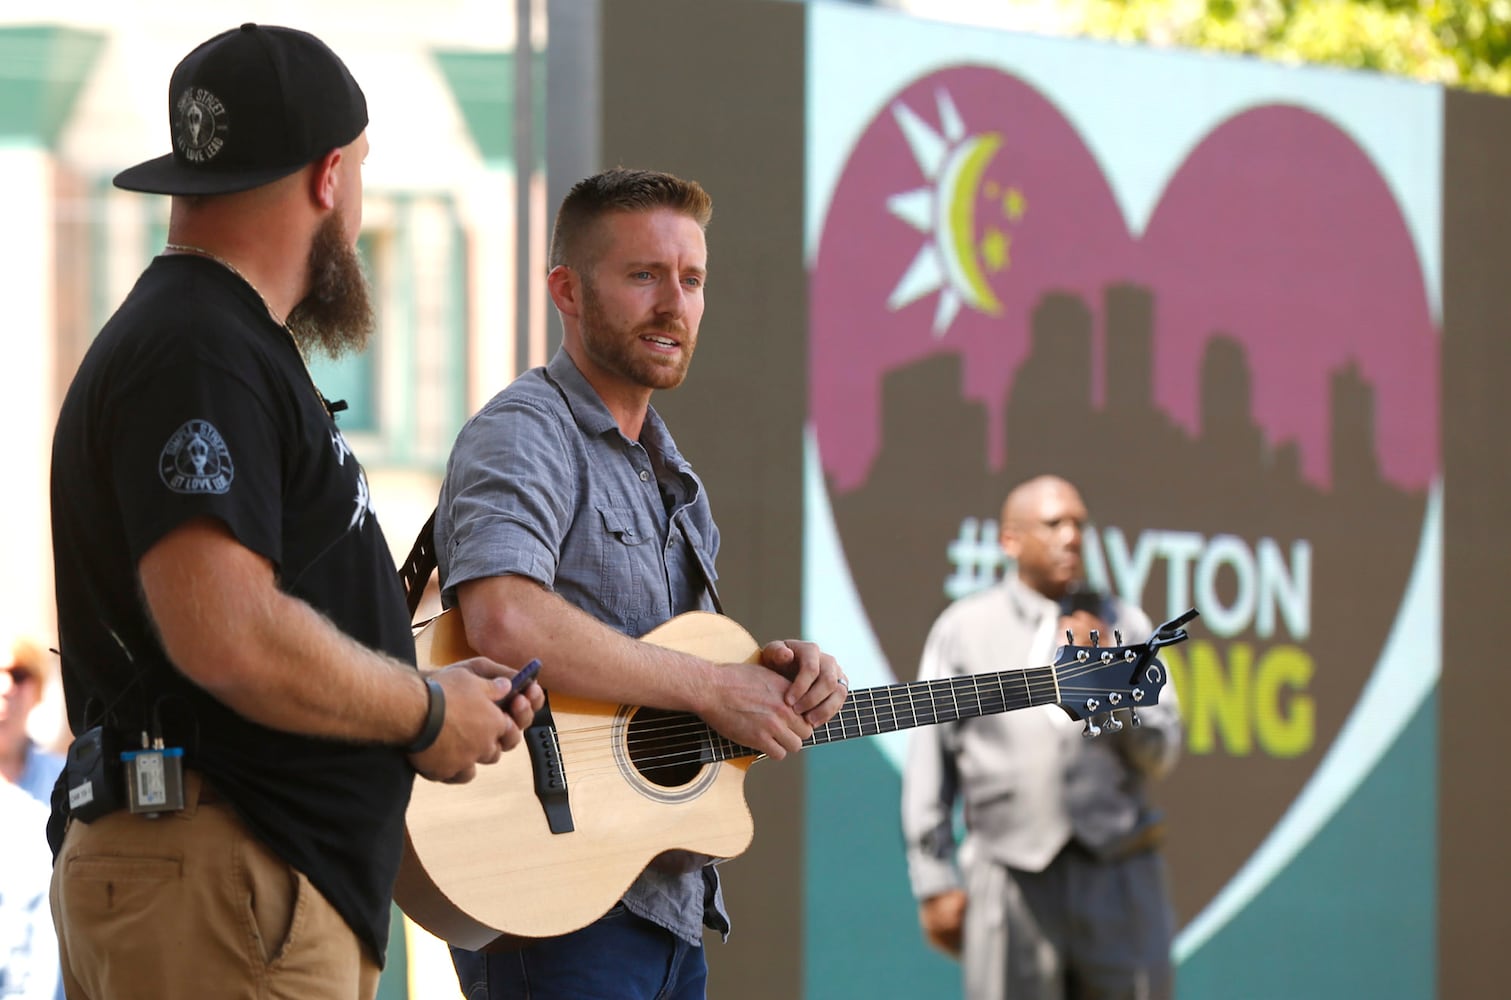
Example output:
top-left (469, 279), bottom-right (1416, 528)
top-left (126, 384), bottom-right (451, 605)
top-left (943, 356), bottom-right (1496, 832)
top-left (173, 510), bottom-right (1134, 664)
top-left (50, 254), bottom-right (417, 964)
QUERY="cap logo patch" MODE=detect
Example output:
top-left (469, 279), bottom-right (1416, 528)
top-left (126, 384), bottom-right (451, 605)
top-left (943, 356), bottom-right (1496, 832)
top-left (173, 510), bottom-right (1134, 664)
top-left (173, 87), bottom-right (229, 164)
top-left (159, 419), bottom-right (235, 494)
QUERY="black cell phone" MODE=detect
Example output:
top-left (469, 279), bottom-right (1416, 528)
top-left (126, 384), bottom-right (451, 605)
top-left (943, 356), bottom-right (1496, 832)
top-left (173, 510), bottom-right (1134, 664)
top-left (498, 659), bottom-right (542, 708)
top-left (1061, 587), bottom-right (1104, 617)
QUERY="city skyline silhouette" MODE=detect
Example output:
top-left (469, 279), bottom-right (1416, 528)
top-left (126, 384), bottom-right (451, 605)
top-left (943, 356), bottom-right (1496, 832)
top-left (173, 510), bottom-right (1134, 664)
top-left (826, 279), bottom-right (1428, 921)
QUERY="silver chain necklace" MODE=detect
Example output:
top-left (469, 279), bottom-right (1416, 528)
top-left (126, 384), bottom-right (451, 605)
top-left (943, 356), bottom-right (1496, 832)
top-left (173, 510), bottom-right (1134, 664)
top-left (162, 242), bottom-right (330, 411)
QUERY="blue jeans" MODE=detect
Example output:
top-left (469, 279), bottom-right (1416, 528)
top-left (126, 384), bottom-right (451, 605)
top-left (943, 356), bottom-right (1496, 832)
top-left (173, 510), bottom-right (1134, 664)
top-left (451, 905), bottom-right (708, 1000)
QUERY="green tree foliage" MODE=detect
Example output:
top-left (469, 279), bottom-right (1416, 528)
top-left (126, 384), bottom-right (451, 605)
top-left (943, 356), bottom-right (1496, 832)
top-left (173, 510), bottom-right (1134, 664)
top-left (1071, 0), bottom-right (1511, 93)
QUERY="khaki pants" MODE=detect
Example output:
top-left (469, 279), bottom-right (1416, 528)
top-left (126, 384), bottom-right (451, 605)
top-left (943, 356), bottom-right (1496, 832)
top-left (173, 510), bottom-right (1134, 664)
top-left (49, 772), bottom-right (380, 1000)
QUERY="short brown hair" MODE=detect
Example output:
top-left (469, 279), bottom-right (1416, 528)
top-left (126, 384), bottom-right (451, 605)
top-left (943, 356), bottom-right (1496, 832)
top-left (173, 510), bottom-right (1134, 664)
top-left (6, 635), bottom-right (53, 685)
top-left (549, 167), bottom-right (712, 271)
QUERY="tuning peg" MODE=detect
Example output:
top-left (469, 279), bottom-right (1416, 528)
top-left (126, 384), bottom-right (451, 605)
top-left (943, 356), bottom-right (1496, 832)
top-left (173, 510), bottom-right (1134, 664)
top-left (1129, 709), bottom-right (1142, 728)
top-left (1113, 630), bottom-right (1123, 646)
top-left (1089, 629), bottom-right (1100, 647)
top-left (1105, 712), bottom-right (1124, 733)
top-left (1066, 629), bottom-right (1075, 646)
top-left (1081, 697), bottom-right (1103, 738)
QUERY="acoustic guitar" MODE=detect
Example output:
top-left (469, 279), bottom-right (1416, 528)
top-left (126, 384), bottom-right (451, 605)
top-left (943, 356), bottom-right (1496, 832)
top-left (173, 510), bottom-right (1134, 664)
top-left (393, 606), bottom-right (1197, 950)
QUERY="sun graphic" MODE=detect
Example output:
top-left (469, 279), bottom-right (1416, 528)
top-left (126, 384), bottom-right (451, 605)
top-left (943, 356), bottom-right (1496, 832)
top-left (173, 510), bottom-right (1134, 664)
top-left (884, 88), bottom-right (1026, 337)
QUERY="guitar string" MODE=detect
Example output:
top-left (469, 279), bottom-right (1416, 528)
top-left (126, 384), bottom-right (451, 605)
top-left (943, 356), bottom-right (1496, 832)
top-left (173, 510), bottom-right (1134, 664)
top-left (597, 678), bottom-right (1138, 754)
top-left (526, 660), bottom-right (1158, 778)
top-left (540, 689), bottom-right (1157, 781)
top-left (543, 656), bottom-right (1153, 753)
top-left (416, 596), bottom-right (1166, 753)
top-left (593, 691), bottom-right (1141, 757)
top-left (543, 689), bottom-right (1158, 779)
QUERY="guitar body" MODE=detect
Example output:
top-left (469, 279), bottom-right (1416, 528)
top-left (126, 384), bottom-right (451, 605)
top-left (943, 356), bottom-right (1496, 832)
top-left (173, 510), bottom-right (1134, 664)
top-left (395, 610), bottom-right (763, 951)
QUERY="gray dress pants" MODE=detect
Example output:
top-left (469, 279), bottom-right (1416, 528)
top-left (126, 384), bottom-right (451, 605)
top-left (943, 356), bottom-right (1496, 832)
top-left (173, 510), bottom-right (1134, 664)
top-left (962, 842), bottom-right (1174, 1000)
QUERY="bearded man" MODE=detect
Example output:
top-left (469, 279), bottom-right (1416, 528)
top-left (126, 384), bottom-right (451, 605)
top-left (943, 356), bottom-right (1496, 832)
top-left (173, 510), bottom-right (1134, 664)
top-left (47, 24), bottom-right (542, 1000)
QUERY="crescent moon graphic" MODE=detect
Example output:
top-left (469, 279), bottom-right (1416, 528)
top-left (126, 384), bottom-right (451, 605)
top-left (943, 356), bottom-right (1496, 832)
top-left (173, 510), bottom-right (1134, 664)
top-left (936, 131), bottom-right (1005, 315)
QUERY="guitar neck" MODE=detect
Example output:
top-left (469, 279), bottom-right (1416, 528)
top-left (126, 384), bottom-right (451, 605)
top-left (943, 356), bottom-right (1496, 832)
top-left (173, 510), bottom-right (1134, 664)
top-left (703, 664), bottom-right (1061, 763)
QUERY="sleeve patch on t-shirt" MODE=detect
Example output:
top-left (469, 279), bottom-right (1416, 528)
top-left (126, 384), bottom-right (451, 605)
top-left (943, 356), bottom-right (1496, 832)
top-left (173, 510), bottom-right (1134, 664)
top-left (158, 419), bottom-right (235, 495)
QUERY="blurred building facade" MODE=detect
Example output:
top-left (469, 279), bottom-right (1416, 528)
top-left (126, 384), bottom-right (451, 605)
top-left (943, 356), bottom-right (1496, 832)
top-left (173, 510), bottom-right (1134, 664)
top-left (3, 9), bottom-right (547, 994)
top-left (2, 2), bottom-right (550, 751)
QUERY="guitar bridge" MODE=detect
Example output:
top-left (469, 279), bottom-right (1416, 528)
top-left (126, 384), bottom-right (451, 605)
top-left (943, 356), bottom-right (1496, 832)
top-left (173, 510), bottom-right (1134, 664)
top-left (525, 704), bottom-right (574, 834)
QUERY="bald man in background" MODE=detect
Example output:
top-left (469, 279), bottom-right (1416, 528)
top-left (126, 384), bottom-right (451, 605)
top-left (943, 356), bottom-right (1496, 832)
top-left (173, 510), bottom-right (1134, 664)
top-left (901, 475), bottom-right (1182, 1000)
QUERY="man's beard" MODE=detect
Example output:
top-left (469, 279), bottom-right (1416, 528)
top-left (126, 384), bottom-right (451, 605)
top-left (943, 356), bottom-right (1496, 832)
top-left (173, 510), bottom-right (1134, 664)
top-left (286, 209), bottom-right (376, 360)
top-left (579, 279), bottom-right (693, 391)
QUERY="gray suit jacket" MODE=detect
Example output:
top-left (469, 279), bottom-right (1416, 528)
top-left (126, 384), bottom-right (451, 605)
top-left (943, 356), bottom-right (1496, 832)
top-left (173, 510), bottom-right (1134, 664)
top-left (901, 576), bottom-right (1181, 899)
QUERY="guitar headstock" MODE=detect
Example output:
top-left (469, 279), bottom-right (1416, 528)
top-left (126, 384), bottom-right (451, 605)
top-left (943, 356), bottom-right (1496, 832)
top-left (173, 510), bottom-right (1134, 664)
top-left (1049, 609), bottom-right (1199, 736)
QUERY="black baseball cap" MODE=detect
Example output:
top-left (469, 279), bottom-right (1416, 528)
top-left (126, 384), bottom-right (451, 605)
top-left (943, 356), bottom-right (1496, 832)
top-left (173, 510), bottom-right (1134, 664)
top-left (114, 23), bottom-right (368, 196)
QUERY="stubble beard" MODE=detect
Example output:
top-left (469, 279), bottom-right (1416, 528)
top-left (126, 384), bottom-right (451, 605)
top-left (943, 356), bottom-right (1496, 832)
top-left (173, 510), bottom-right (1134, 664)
top-left (287, 208), bottom-right (376, 360)
top-left (579, 278), bottom-right (692, 391)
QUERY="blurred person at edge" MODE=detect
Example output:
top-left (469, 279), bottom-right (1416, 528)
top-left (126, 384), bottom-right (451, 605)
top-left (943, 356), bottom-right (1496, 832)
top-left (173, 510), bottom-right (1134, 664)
top-left (1, 636), bottom-right (64, 1000)
top-left (1, 636), bottom-right (64, 805)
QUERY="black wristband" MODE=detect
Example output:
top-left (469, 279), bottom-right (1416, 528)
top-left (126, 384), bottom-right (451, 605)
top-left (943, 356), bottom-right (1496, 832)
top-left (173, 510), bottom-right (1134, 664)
top-left (406, 677), bottom-right (446, 754)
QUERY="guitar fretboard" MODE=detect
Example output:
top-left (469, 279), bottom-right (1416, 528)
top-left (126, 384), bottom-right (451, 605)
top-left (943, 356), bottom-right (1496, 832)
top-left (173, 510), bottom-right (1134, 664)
top-left (702, 664), bottom-right (1061, 763)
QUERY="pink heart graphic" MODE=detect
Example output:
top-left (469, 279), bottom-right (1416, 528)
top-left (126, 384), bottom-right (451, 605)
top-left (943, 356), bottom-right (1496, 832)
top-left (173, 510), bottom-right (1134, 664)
top-left (809, 64), bottom-right (1437, 923)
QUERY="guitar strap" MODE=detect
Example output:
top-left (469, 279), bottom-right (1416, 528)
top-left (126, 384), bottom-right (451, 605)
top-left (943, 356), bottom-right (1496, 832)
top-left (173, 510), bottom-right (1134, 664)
top-left (688, 540), bottom-right (723, 615)
top-left (400, 507), bottom-right (576, 835)
top-left (398, 507), bottom-right (439, 619)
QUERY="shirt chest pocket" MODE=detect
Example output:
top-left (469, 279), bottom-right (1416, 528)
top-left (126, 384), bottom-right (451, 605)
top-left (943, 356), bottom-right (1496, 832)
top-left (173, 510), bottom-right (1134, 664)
top-left (598, 505), bottom-right (654, 547)
top-left (593, 504), bottom-right (661, 630)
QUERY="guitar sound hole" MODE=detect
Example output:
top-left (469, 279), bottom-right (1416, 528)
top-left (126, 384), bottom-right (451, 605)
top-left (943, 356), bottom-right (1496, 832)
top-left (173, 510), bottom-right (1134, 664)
top-left (626, 708), bottom-right (706, 788)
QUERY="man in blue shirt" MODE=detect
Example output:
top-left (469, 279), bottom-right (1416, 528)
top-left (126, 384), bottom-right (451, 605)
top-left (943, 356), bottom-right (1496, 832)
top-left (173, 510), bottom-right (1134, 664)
top-left (436, 168), bottom-right (849, 999)
top-left (1, 639), bottom-right (63, 1000)
top-left (1, 783), bottom-right (58, 1000)
top-left (1, 638), bottom-right (63, 805)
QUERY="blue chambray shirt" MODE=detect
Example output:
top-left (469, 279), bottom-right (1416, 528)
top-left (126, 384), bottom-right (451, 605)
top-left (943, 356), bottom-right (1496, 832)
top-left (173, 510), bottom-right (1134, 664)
top-left (435, 348), bottom-right (728, 946)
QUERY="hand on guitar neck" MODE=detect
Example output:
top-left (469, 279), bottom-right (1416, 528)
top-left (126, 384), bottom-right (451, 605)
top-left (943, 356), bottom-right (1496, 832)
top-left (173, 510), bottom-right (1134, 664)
top-left (691, 638), bottom-right (849, 760)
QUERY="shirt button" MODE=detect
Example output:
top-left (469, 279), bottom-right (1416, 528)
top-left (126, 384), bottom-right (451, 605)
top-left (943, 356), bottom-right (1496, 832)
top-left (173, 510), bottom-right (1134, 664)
top-left (639, 470), bottom-right (650, 482)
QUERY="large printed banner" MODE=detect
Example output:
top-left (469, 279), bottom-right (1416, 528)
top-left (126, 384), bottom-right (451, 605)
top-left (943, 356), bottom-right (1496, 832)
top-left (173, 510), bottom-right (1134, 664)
top-left (801, 7), bottom-right (1440, 998)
